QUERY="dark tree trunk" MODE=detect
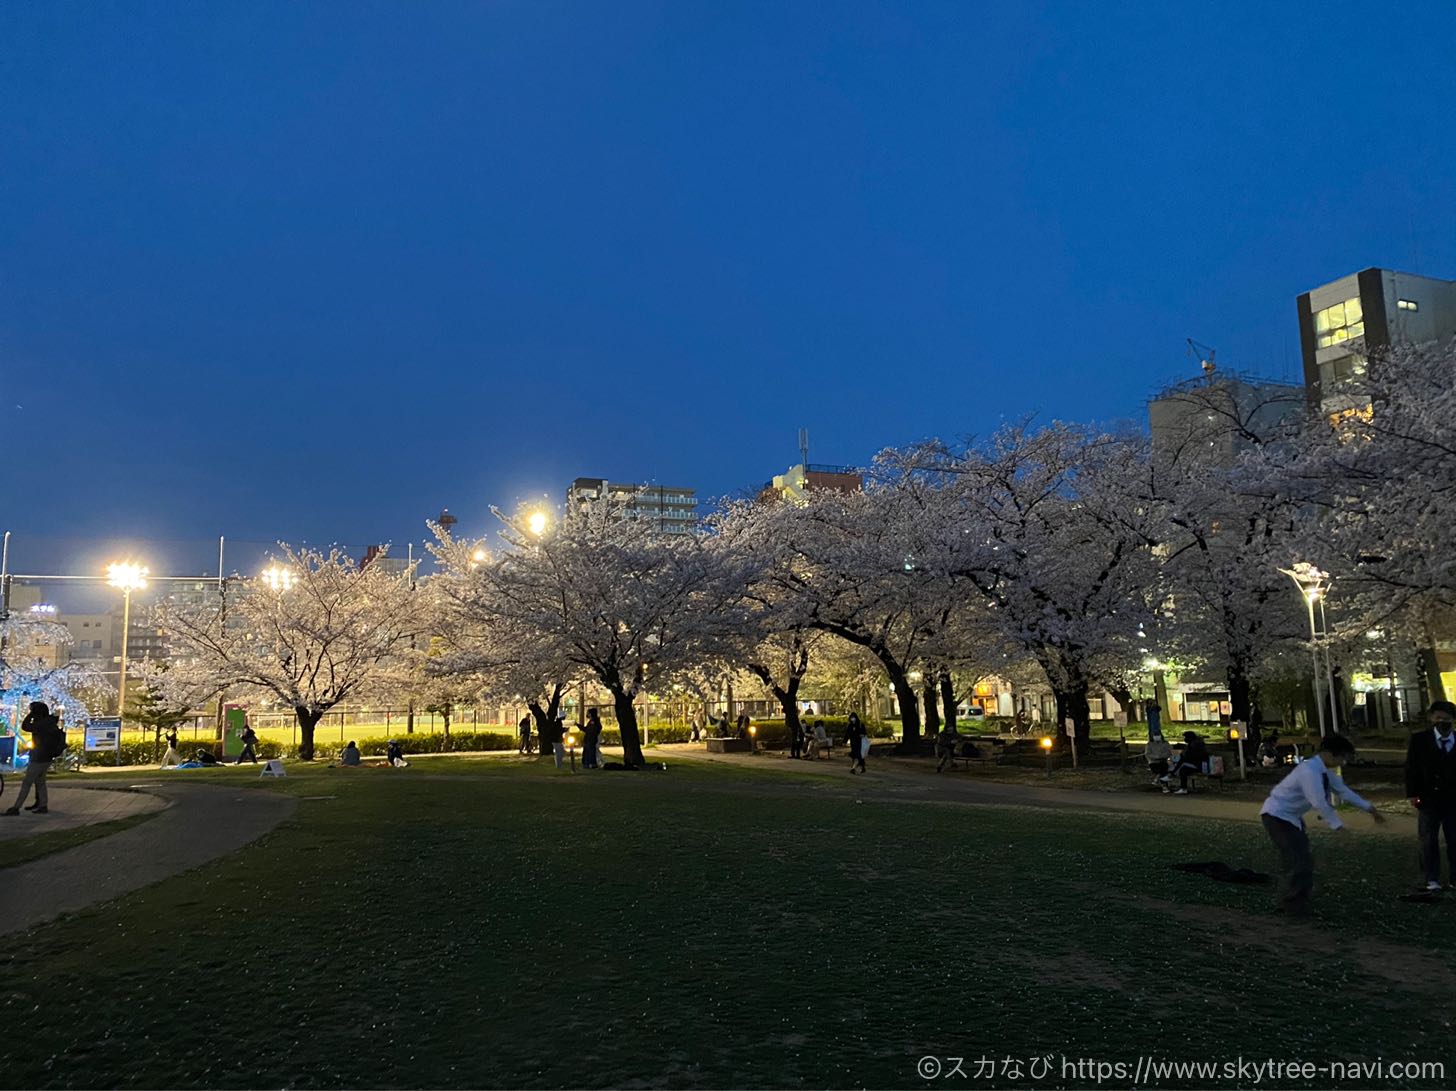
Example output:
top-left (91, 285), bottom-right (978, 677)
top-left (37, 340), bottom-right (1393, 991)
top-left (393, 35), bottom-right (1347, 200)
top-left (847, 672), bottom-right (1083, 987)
top-left (940, 672), bottom-right (957, 733)
top-left (922, 681), bottom-right (941, 734)
top-left (1228, 662), bottom-right (1253, 725)
top-left (612, 689), bottom-right (646, 767)
top-left (527, 684), bottom-right (567, 754)
top-left (1107, 686), bottom-right (1135, 726)
top-left (884, 662), bottom-right (922, 748)
top-left (1052, 686), bottom-right (1091, 749)
top-left (443, 704), bottom-right (451, 739)
top-left (296, 706), bottom-right (325, 761)
top-left (746, 664), bottom-right (802, 744)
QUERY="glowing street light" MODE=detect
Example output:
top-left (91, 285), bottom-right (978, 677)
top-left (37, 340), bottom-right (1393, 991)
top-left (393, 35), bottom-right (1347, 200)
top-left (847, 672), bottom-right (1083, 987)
top-left (1040, 735), bottom-right (1054, 778)
top-left (261, 566), bottom-right (296, 592)
top-left (1279, 562), bottom-right (1336, 736)
top-left (106, 563), bottom-right (149, 727)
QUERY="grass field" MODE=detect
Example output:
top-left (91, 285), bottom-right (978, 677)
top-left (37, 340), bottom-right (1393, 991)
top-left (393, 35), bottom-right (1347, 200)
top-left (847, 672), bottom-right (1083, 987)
top-left (3, 756), bottom-right (1454, 1089)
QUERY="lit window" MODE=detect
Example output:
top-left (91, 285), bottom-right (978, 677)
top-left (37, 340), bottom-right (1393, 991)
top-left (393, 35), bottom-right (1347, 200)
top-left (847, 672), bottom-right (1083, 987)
top-left (1398, 298), bottom-right (1419, 311)
top-left (1313, 296), bottom-right (1365, 348)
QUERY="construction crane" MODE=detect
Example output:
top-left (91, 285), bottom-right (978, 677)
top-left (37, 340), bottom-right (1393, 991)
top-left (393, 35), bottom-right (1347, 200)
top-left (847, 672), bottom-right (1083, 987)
top-left (1187, 338), bottom-right (1217, 380)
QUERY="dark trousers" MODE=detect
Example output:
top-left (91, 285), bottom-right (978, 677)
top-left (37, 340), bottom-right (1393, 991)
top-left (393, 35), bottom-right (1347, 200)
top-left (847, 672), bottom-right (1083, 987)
top-left (1262, 814), bottom-right (1314, 915)
top-left (236, 744), bottom-right (257, 765)
top-left (1177, 763), bottom-right (1200, 788)
top-left (790, 734), bottom-right (802, 759)
top-left (1418, 806), bottom-right (1456, 884)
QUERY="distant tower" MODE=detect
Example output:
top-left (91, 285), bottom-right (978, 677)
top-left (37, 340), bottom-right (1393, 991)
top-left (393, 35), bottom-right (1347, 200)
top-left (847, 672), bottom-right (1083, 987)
top-left (438, 508), bottom-right (458, 535)
top-left (798, 428), bottom-right (810, 466)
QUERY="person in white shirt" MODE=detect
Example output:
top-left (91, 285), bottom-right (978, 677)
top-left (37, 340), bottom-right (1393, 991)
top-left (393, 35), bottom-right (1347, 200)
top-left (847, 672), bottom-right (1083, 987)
top-left (1259, 734), bottom-right (1384, 916)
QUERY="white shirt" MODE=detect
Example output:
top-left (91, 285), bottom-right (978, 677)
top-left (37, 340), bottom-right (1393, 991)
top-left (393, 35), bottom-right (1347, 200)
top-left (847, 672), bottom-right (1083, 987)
top-left (1436, 728), bottom-right (1455, 754)
top-left (1260, 758), bottom-right (1373, 831)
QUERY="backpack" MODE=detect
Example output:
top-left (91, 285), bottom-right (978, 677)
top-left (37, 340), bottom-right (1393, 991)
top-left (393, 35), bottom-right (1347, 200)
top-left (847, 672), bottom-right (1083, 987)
top-left (52, 727), bottom-right (67, 756)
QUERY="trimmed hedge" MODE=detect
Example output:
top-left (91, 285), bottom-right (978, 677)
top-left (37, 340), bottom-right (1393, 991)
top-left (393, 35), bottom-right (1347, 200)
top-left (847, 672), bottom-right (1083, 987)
top-left (73, 730), bottom-right (517, 766)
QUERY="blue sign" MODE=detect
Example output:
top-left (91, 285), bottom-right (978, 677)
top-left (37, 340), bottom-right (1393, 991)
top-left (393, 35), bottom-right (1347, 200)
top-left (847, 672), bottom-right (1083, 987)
top-left (86, 718), bottom-right (122, 752)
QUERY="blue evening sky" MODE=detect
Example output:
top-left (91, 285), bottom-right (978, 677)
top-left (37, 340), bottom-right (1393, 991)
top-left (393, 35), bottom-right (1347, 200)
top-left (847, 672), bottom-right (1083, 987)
top-left (4, 1), bottom-right (1455, 565)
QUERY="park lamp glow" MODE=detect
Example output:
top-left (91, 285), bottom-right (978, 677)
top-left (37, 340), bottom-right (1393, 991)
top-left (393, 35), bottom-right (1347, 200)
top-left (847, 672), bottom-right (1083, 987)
top-left (1039, 737), bottom-right (1053, 751)
top-left (565, 731), bottom-right (577, 749)
top-left (1279, 561), bottom-right (1329, 601)
top-left (105, 562), bottom-right (148, 592)
top-left (261, 565), bottom-right (296, 592)
top-left (748, 724), bottom-right (757, 736)
top-left (1230, 727), bottom-right (1241, 740)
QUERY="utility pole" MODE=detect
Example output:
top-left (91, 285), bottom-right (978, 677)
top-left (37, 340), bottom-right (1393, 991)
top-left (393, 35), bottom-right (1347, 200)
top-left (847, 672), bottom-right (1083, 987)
top-left (406, 542), bottom-right (416, 734)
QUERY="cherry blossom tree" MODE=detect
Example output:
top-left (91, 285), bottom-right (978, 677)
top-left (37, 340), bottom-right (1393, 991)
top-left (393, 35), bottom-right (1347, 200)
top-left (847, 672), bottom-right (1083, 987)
top-left (157, 545), bottom-right (424, 760)
top-left (905, 423), bottom-right (1160, 745)
top-left (0, 612), bottom-right (111, 728)
top-left (1239, 342), bottom-right (1456, 698)
top-left (433, 503), bottom-right (755, 767)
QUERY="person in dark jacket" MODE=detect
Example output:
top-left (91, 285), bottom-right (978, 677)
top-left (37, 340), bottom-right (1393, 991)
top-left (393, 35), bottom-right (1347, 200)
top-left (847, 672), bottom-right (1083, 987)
top-left (518, 716), bottom-right (533, 755)
top-left (1166, 731), bottom-right (1210, 795)
top-left (235, 723), bottom-right (259, 765)
top-left (582, 708), bottom-right (603, 769)
top-left (4, 702), bottom-right (65, 815)
top-left (1406, 700), bottom-right (1456, 891)
top-left (789, 717), bottom-right (804, 760)
top-left (845, 713), bottom-right (867, 774)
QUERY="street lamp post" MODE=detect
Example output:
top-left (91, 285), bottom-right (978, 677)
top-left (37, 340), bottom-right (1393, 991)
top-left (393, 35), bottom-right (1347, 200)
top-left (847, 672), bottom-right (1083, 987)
top-left (106, 563), bottom-right (149, 727)
top-left (1280, 563), bottom-right (1331, 737)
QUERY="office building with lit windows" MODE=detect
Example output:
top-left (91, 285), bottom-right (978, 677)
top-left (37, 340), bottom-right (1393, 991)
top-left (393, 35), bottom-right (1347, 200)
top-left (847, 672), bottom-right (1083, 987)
top-left (566, 478), bottom-right (697, 535)
top-left (1297, 267), bottom-right (1456, 406)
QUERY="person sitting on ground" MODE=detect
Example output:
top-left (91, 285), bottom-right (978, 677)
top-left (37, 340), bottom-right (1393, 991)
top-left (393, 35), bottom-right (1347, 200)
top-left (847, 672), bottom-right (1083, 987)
top-left (1166, 731), bottom-right (1210, 795)
top-left (385, 739), bottom-right (409, 767)
top-left (195, 747), bottom-right (223, 766)
top-left (1145, 730), bottom-right (1173, 783)
top-left (337, 740), bottom-right (361, 767)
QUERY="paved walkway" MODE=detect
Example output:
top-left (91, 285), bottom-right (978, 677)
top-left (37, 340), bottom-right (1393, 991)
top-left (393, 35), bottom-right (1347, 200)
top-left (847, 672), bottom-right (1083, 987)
top-left (0, 785), bottom-right (167, 838)
top-left (0, 783), bottom-right (296, 936)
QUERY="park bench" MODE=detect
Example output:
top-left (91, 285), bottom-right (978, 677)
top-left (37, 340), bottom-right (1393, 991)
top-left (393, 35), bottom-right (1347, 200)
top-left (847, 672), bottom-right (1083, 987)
top-left (936, 736), bottom-right (1005, 771)
top-left (1173, 753), bottom-right (1227, 792)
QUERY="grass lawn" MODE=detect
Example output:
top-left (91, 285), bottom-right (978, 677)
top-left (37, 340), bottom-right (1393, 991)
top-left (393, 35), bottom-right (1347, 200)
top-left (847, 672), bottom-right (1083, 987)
top-left (3, 757), bottom-right (1454, 1089)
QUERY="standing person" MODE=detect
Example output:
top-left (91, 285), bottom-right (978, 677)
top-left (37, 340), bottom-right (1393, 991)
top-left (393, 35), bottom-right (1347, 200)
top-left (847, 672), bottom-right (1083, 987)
top-left (690, 713), bottom-right (704, 744)
top-left (550, 716), bottom-right (567, 769)
top-left (3, 702), bottom-right (65, 816)
top-left (235, 722), bottom-right (260, 765)
top-left (736, 712), bottom-right (750, 740)
top-left (1145, 728), bottom-right (1173, 784)
top-left (518, 715), bottom-right (533, 755)
top-left (162, 729), bottom-right (183, 768)
top-left (1259, 734), bottom-right (1383, 916)
top-left (789, 717), bottom-right (804, 760)
top-left (845, 713), bottom-right (867, 774)
top-left (1405, 700), bottom-right (1456, 892)
top-left (582, 708), bottom-right (603, 770)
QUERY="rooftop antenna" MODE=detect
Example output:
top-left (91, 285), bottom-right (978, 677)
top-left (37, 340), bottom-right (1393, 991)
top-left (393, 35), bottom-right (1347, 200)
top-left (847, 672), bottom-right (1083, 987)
top-left (1187, 338), bottom-right (1217, 380)
top-left (798, 428), bottom-right (809, 467)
